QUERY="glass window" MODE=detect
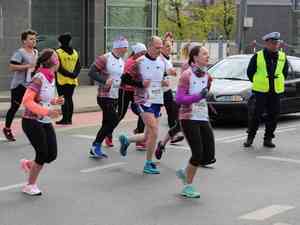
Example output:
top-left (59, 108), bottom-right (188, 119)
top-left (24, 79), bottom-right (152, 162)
top-left (31, 0), bottom-right (82, 54)
top-left (208, 57), bottom-right (250, 80)
top-left (289, 58), bottom-right (300, 78)
top-left (105, 0), bottom-right (157, 50)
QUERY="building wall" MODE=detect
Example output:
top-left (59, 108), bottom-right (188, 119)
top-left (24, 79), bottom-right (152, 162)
top-left (236, 4), bottom-right (293, 53)
top-left (0, 0), bottom-right (31, 90)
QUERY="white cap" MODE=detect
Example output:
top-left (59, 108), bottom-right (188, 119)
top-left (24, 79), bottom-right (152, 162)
top-left (262, 32), bottom-right (281, 41)
top-left (113, 36), bottom-right (129, 49)
top-left (131, 43), bottom-right (147, 54)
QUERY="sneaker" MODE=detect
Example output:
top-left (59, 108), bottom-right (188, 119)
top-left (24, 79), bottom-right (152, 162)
top-left (263, 139), bottom-right (276, 148)
top-left (170, 135), bottom-right (184, 144)
top-left (136, 141), bottom-right (146, 151)
top-left (143, 162), bottom-right (160, 174)
top-left (180, 185), bottom-right (200, 198)
top-left (89, 144), bottom-right (108, 158)
top-left (119, 134), bottom-right (130, 157)
top-left (176, 168), bottom-right (187, 185)
top-left (2, 128), bottom-right (16, 141)
top-left (20, 159), bottom-right (32, 173)
top-left (155, 141), bottom-right (165, 160)
top-left (22, 184), bottom-right (42, 196)
top-left (105, 136), bottom-right (114, 147)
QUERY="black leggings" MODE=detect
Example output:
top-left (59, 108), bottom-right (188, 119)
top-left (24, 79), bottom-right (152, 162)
top-left (108, 89), bottom-right (144, 137)
top-left (56, 84), bottom-right (76, 123)
top-left (181, 120), bottom-right (215, 167)
top-left (5, 85), bottom-right (26, 128)
top-left (22, 118), bottom-right (57, 165)
top-left (94, 97), bottom-right (119, 145)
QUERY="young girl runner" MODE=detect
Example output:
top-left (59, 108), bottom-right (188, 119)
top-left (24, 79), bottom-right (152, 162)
top-left (175, 46), bottom-right (216, 198)
top-left (20, 49), bottom-right (64, 196)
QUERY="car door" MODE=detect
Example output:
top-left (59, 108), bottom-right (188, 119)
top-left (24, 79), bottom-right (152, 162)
top-left (285, 58), bottom-right (300, 113)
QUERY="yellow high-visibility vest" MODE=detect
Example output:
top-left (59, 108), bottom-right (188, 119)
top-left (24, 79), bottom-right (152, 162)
top-left (252, 50), bottom-right (286, 93)
top-left (56, 48), bottom-right (79, 86)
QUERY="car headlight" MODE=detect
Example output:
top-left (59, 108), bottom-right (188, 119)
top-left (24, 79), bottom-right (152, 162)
top-left (215, 95), bottom-right (244, 102)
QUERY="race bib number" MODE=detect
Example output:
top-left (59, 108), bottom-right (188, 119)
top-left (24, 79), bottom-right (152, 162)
top-left (108, 79), bottom-right (121, 99)
top-left (193, 100), bottom-right (208, 119)
top-left (149, 81), bottom-right (163, 104)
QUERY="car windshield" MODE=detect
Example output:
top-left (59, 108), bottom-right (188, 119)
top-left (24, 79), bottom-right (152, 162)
top-left (208, 57), bottom-right (250, 80)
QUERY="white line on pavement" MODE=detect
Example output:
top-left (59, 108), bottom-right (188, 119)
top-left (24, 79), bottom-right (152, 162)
top-left (275, 128), bottom-right (297, 133)
top-left (239, 205), bottom-right (295, 221)
top-left (72, 135), bottom-right (95, 139)
top-left (273, 223), bottom-right (292, 225)
top-left (166, 145), bottom-right (190, 151)
top-left (215, 134), bottom-right (246, 142)
top-left (80, 162), bottom-right (127, 173)
top-left (0, 182), bottom-right (26, 192)
top-left (257, 156), bottom-right (300, 164)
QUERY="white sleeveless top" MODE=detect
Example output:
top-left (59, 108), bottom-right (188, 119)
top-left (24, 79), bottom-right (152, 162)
top-left (106, 52), bottom-right (124, 99)
top-left (34, 72), bottom-right (55, 124)
top-left (189, 71), bottom-right (209, 121)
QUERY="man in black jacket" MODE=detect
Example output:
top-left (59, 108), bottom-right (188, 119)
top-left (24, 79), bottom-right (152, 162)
top-left (244, 32), bottom-right (289, 148)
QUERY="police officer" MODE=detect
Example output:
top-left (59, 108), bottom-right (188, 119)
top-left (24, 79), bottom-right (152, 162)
top-left (244, 32), bottom-right (289, 148)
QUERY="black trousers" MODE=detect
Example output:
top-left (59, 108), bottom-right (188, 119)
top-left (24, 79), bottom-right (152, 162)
top-left (164, 89), bottom-right (179, 128)
top-left (56, 84), bottom-right (76, 123)
top-left (94, 97), bottom-right (119, 145)
top-left (247, 92), bottom-right (281, 140)
top-left (181, 120), bottom-right (215, 167)
top-left (5, 85), bottom-right (26, 128)
top-left (22, 118), bottom-right (57, 165)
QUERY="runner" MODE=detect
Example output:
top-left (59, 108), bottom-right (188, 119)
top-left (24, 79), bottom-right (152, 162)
top-left (88, 36), bottom-right (128, 157)
top-left (118, 36), bottom-right (170, 174)
top-left (175, 46), bottom-right (216, 198)
top-left (110, 43), bottom-right (147, 150)
top-left (20, 49), bottom-right (63, 196)
top-left (2, 29), bottom-right (38, 141)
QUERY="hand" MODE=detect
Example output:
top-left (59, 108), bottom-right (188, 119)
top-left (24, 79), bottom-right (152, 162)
top-left (161, 80), bottom-right (170, 87)
top-left (143, 80), bottom-right (151, 88)
top-left (167, 68), bottom-right (177, 76)
top-left (56, 96), bottom-right (65, 105)
top-left (200, 88), bottom-right (209, 98)
top-left (105, 78), bottom-right (113, 88)
top-left (48, 109), bottom-right (61, 118)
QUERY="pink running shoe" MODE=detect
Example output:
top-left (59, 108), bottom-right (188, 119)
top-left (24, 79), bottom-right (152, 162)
top-left (20, 159), bottom-right (32, 173)
top-left (22, 184), bottom-right (42, 196)
top-left (136, 141), bottom-right (146, 151)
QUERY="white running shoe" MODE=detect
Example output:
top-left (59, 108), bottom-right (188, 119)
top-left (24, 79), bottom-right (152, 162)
top-left (22, 184), bottom-right (42, 196)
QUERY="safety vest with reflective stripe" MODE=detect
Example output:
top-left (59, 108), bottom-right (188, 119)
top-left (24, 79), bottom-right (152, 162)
top-left (56, 49), bottom-right (79, 86)
top-left (252, 50), bottom-right (286, 94)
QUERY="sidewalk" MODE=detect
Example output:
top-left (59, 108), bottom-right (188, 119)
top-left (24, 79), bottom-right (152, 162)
top-left (0, 85), bottom-right (99, 118)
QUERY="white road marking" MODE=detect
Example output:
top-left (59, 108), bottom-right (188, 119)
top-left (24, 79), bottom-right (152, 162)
top-left (273, 223), bottom-right (292, 225)
top-left (257, 156), bottom-right (300, 164)
top-left (215, 134), bottom-right (246, 142)
top-left (72, 135), bottom-right (94, 139)
top-left (80, 162), bottom-right (127, 173)
top-left (239, 205), bottom-right (294, 221)
top-left (275, 128), bottom-right (296, 133)
top-left (167, 145), bottom-right (190, 151)
top-left (223, 136), bottom-right (247, 143)
top-left (0, 182), bottom-right (26, 192)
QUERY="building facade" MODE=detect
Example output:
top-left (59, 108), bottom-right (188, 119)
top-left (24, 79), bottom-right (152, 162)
top-left (0, 0), bottom-right (158, 90)
top-left (236, 0), bottom-right (300, 55)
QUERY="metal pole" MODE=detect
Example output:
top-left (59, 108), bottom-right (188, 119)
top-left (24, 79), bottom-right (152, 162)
top-left (238, 0), bottom-right (247, 53)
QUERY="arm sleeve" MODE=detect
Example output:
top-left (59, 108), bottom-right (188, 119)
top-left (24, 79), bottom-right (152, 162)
top-left (88, 64), bottom-right (107, 85)
top-left (247, 54), bottom-right (257, 82)
top-left (283, 58), bottom-right (289, 79)
top-left (22, 79), bottom-right (49, 116)
top-left (73, 59), bottom-right (81, 77)
top-left (175, 72), bottom-right (202, 105)
top-left (121, 73), bottom-right (144, 88)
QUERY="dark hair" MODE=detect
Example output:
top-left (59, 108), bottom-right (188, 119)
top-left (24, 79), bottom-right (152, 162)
top-left (58, 33), bottom-right (72, 45)
top-left (21, 29), bottom-right (37, 41)
top-left (32, 48), bottom-right (56, 76)
top-left (188, 45), bottom-right (202, 66)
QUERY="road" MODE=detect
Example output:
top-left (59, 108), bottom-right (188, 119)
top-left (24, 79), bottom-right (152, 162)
top-left (0, 112), bottom-right (300, 225)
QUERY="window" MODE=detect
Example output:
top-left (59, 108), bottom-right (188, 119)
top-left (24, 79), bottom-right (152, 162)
top-left (105, 0), bottom-right (157, 50)
top-left (31, 0), bottom-right (83, 56)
